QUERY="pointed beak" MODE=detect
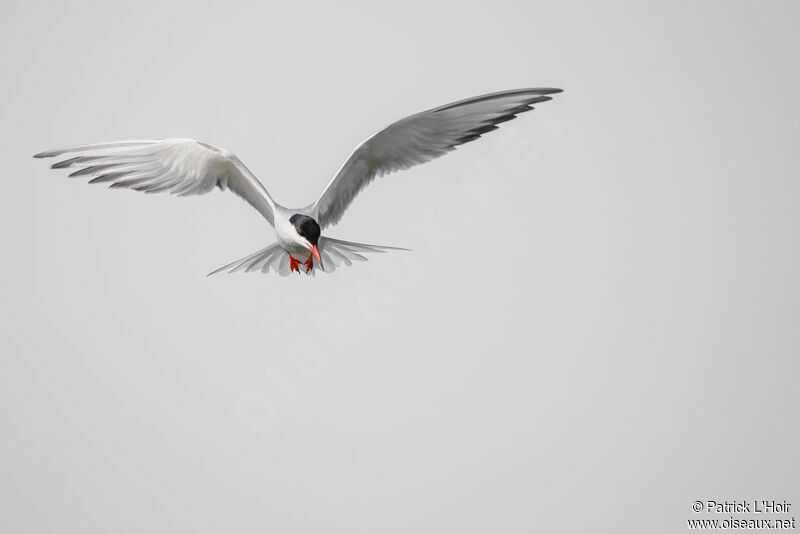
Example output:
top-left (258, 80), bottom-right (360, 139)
top-left (309, 245), bottom-right (324, 271)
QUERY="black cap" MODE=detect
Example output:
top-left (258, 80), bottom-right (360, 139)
top-left (289, 214), bottom-right (321, 247)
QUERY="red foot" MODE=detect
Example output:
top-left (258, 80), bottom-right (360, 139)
top-left (304, 255), bottom-right (314, 273)
top-left (289, 255), bottom-right (301, 273)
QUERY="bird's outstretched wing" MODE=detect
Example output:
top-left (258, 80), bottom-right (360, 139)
top-left (34, 138), bottom-right (278, 226)
top-left (308, 88), bottom-right (562, 229)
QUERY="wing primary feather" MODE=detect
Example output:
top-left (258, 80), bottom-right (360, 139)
top-left (87, 171), bottom-right (133, 184)
top-left (52, 156), bottom-right (107, 169)
top-left (68, 163), bottom-right (123, 177)
top-left (33, 141), bottom-right (157, 159)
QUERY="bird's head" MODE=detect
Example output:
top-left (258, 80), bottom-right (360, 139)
top-left (289, 214), bottom-right (323, 269)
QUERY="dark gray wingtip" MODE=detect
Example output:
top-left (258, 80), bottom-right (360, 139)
top-left (206, 266), bottom-right (230, 277)
top-left (51, 157), bottom-right (79, 169)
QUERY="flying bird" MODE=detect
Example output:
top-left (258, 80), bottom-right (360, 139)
top-left (34, 88), bottom-right (562, 276)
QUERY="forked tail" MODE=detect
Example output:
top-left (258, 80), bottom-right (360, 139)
top-left (207, 236), bottom-right (410, 276)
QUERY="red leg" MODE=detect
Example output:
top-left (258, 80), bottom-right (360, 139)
top-left (289, 255), bottom-right (301, 273)
top-left (304, 255), bottom-right (314, 273)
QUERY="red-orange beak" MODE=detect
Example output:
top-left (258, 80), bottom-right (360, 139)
top-left (308, 245), bottom-right (323, 270)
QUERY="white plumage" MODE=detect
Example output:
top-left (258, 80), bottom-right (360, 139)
top-left (34, 88), bottom-right (562, 276)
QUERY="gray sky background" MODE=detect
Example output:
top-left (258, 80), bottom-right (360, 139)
top-left (1, 1), bottom-right (798, 532)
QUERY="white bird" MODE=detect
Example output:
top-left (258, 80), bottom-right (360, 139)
top-left (34, 88), bottom-right (562, 276)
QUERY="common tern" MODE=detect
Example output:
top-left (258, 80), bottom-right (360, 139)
top-left (34, 88), bottom-right (562, 276)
